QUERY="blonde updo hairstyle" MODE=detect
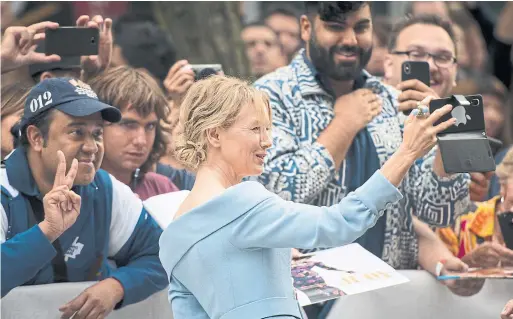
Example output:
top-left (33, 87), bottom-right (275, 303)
top-left (174, 75), bottom-right (271, 171)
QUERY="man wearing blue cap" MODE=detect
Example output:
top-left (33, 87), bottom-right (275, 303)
top-left (1, 78), bottom-right (168, 318)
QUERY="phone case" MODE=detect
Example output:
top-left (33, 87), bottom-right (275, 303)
top-left (429, 94), bottom-right (485, 134)
top-left (437, 133), bottom-right (496, 173)
top-left (498, 212), bottom-right (513, 250)
top-left (430, 93), bottom-right (495, 173)
top-left (45, 27), bottom-right (99, 56)
top-left (401, 61), bottom-right (430, 87)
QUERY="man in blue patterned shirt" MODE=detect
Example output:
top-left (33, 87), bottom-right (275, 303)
top-left (254, 2), bottom-right (481, 317)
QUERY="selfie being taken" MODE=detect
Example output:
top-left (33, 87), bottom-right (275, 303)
top-left (1, 1), bottom-right (512, 319)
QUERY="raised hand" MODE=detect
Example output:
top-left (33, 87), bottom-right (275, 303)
top-left (164, 60), bottom-right (196, 104)
top-left (400, 96), bottom-right (456, 159)
top-left (39, 151), bottom-right (81, 242)
top-left (1, 21), bottom-right (61, 74)
top-left (76, 15), bottom-right (113, 80)
top-left (333, 88), bottom-right (382, 132)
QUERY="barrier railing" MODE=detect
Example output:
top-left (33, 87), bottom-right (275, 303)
top-left (1, 270), bottom-right (511, 319)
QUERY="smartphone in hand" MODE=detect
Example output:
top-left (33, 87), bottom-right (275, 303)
top-left (45, 27), bottom-right (99, 57)
top-left (429, 94), bottom-right (485, 135)
top-left (401, 61), bottom-right (430, 115)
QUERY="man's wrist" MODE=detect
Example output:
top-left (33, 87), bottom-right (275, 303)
top-left (38, 221), bottom-right (61, 243)
top-left (332, 114), bottom-right (363, 134)
top-left (104, 278), bottom-right (125, 304)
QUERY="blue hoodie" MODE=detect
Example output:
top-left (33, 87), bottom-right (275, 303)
top-left (0, 148), bottom-right (168, 307)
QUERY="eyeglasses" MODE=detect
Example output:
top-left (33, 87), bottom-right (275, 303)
top-left (391, 50), bottom-right (457, 68)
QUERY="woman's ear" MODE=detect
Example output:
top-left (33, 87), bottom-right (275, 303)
top-left (206, 127), bottom-right (221, 148)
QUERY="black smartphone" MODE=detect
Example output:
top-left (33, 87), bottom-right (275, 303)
top-left (45, 27), bottom-right (99, 56)
top-left (401, 61), bottom-right (430, 87)
top-left (429, 94), bottom-right (485, 135)
top-left (189, 64), bottom-right (223, 81)
top-left (498, 212), bottom-right (513, 250)
top-left (401, 61), bottom-right (430, 115)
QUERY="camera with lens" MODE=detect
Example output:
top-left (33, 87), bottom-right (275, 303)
top-left (403, 62), bottom-right (411, 75)
top-left (190, 64), bottom-right (223, 81)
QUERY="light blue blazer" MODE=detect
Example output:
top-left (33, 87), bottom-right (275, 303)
top-left (159, 171), bottom-right (402, 319)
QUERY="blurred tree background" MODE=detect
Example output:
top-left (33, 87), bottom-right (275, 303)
top-left (152, 1), bottom-right (251, 78)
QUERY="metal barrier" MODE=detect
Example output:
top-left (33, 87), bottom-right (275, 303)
top-left (1, 270), bottom-right (511, 318)
top-left (327, 270), bottom-right (513, 319)
top-left (1, 283), bottom-right (173, 319)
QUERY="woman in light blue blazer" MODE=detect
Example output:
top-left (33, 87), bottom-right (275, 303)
top-left (159, 75), bottom-right (456, 319)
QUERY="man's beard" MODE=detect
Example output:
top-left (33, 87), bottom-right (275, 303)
top-left (308, 32), bottom-right (372, 81)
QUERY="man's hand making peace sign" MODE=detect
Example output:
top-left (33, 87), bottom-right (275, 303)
top-left (39, 151), bottom-right (81, 243)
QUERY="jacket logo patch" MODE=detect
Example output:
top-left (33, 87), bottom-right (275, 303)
top-left (65, 236), bottom-right (84, 262)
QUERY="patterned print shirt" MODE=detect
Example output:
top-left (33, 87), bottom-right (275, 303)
top-left (253, 50), bottom-right (471, 269)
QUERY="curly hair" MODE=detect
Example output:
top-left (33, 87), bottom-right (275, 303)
top-left (88, 65), bottom-right (171, 178)
top-left (174, 75), bottom-right (271, 171)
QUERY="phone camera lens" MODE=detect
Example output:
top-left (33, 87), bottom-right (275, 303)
top-left (404, 63), bottom-right (411, 75)
top-left (91, 37), bottom-right (96, 44)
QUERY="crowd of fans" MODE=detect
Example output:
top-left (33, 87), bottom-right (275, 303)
top-left (1, 1), bottom-right (513, 319)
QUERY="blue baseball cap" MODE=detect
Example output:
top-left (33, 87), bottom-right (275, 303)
top-left (20, 77), bottom-right (121, 129)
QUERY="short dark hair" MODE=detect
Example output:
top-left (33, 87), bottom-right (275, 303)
top-left (304, 1), bottom-right (368, 22)
top-left (113, 14), bottom-right (177, 85)
top-left (387, 15), bottom-right (456, 53)
top-left (31, 69), bottom-right (81, 84)
top-left (17, 108), bottom-right (56, 149)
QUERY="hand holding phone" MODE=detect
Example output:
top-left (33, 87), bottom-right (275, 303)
top-left (1, 21), bottom-right (61, 74)
top-left (164, 60), bottom-right (196, 103)
top-left (398, 61), bottom-right (433, 114)
top-left (75, 15), bottom-right (113, 79)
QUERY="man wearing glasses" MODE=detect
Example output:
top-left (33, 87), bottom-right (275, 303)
top-left (383, 15), bottom-right (457, 112)
top-left (382, 15), bottom-right (494, 203)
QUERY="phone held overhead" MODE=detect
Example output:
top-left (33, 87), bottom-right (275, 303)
top-left (45, 27), bottom-right (99, 57)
